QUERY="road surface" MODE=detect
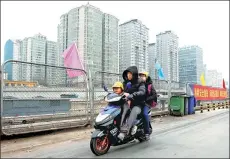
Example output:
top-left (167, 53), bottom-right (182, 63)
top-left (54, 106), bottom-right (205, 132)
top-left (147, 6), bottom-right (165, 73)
top-left (2, 109), bottom-right (229, 158)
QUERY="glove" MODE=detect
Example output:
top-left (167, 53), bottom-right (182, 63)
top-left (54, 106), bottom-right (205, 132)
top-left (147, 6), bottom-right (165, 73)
top-left (127, 94), bottom-right (134, 100)
top-left (124, 93), bottom-right (129, 97)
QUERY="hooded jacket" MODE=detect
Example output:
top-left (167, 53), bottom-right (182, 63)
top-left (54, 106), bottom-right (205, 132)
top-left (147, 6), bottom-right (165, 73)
top-left (145, 76), bottom-right (157, 105)
top-left (122, 66), bottom-right (146, 107)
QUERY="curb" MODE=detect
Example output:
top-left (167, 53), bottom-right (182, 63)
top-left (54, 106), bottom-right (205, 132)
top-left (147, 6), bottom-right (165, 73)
top-left (152, 110), bottom-right (229, 136)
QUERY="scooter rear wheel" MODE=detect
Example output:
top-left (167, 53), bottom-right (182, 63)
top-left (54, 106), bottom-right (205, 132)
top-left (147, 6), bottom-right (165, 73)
top-left (90, 136), bottom-right (111, 156)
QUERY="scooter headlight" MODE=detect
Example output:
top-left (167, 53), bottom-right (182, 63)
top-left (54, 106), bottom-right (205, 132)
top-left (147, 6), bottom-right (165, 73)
top-left (95, 114), bottom-right (110, 123)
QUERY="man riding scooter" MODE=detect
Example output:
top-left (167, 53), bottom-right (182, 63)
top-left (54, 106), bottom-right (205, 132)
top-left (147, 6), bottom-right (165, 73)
top-left (118, 66), bottom-right (146, 140)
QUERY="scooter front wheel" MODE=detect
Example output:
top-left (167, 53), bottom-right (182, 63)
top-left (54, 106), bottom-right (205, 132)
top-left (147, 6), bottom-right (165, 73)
top-left (90, 136), bottom-right (111, 156)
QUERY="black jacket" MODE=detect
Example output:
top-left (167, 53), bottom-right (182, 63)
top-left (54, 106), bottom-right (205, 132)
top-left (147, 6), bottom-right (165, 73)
top-left (145, 76), bottom-right (157, 105)
top-left (122, 66), bottom-right (146, 107)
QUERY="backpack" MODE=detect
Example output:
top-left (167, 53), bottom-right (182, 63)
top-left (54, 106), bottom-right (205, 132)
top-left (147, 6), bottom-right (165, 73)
top-left (147, 84), bottom-right (157, 108)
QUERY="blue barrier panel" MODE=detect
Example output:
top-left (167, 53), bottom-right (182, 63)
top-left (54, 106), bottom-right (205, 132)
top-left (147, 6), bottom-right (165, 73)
top-left (3, 99), bottom-right (71, 117)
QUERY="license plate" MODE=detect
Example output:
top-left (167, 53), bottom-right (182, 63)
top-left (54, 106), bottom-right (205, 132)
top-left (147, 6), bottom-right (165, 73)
top-left (110, 127), bottom-right (118, 136)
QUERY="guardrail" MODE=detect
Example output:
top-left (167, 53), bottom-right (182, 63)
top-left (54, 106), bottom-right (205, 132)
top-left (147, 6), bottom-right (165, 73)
top-left (1, 100), bottom-right (229, 135)
top-left (1, 109), bottom-right (167, 135)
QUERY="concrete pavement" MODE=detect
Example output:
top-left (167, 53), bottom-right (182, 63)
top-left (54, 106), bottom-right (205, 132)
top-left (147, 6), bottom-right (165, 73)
top-left (1, 109), bottom-right (229, 158)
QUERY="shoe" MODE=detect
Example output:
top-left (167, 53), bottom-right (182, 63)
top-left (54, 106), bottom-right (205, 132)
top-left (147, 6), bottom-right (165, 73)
top-left (120, 126), bottom-right (128, 132)
top-left (145, 134), bottom-right (150, 141)
top-left (118, 132), bottom-right (125, 140)
top-left (131, 125), bottom-right (137, 135)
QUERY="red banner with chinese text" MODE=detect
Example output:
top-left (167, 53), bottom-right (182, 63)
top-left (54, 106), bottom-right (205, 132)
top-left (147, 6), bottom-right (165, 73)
top-left (193, 84), bottom-right (227, 101)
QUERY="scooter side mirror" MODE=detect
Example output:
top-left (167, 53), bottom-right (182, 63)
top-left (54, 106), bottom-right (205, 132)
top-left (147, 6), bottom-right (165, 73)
top-left (103, 85), bottom-right (108, 92)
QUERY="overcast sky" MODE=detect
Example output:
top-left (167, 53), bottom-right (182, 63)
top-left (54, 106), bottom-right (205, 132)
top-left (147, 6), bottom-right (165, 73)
top-left (1, 1), bottom-right (229, 80)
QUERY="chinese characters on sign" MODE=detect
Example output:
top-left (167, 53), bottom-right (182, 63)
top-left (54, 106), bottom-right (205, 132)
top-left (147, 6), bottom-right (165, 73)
top-left (193, 84), bottom-right (227, 100)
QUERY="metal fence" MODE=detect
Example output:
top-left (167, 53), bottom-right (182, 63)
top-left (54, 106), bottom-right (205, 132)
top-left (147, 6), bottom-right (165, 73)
top-left (152, 79), bottom-right (169, 90)
top-left (92, 72), bottom-right (174, 113)
top-left (1, 60), bottom-right (90, 135)
top-left (151, 79), bottom-right (186, 92)
top-left (92, 71), bottom-right (122, 119)
top-left (1, 61), bottom-right (228, 135)
top-left (171, 80), bottom-right (187, 90)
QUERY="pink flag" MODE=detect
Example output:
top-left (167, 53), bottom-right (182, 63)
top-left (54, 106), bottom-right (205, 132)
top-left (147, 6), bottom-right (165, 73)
top-left (62, 43), bottom-right (84, 78)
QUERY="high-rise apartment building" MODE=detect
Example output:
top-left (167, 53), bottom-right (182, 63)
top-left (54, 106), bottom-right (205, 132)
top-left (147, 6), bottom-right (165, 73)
top-left (67, 8), bottom-right (79, 46)
top-left (3, 72), bottom-right (8, 80)
top-left (46, 41), bottom-right (58, 85)
top-left (57, 3), bottom-right (119, 86)
top-left (205, 69), bottom-right (224, 88)
top-left (206, 69), bottom-right (218, 87)
top-left (102, 13), bottom-right (119, 84)
top-left (4, 34), bottom-right (58, 85)
top-left (57, 13), bottom-right (68, 61)
top-left (57, 14), bottom-right (69, 85)
top-left (31, 34), bottom-right (46, 83)
top-left (78, 4), bottom-right (103, 74)
top-left (4, 39), bottom-right (22, 80)
top-left (178, 45), bottom-right (203, 84)
top-left (148, 43), bottom-right (156, 79)
top-left (12, 40), bottom-right (23, 81)
top-left (217, 72), bottom-right (223, 87)
top-left (21, 34), bottom-right (47, 84)
top-left (21, 38), bottom-right (30, 81)
top-left (203, 64), bottom-right (207, 80)
top-left (156, 31), bottom-right (179, 81)
top-left (119, 19), bottom-right (149, 74)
